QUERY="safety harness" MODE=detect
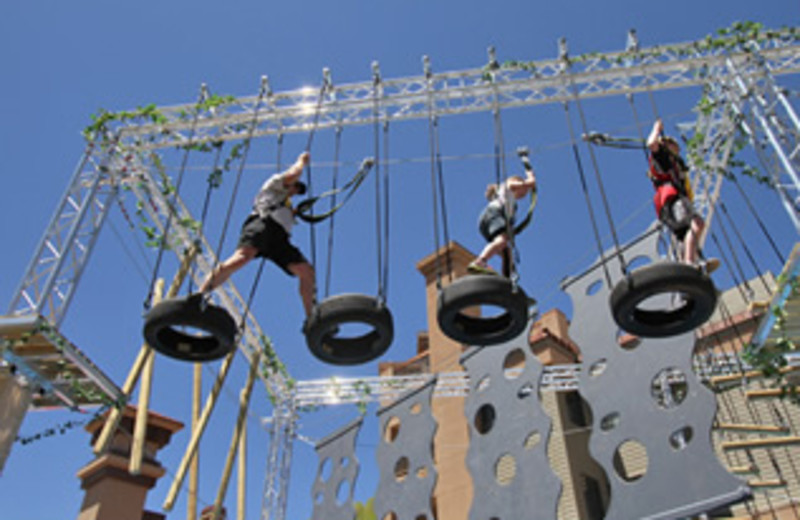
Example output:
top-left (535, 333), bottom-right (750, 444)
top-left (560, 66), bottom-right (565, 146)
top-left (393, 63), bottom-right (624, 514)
top-left (648, 144), bottom-right (691, 216)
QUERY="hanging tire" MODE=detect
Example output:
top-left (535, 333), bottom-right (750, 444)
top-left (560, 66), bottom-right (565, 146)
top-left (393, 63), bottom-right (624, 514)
top-left (143, 294), bottom-right (238, 362)
top-left (437, 275), bottom-right (530, 346)
top-left (610, 262), bottom-right (718, 338)
top-left (304, 293), bottom-right (394, 366)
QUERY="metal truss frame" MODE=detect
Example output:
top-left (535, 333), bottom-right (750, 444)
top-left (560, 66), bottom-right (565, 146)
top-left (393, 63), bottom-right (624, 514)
top-left (4, 28), bottom-right (800, 520)
top-left (107, 32), bottom-right (800, 149)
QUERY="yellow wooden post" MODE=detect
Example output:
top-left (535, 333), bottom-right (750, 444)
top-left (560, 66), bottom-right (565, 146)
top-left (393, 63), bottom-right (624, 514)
top-left (163, 349), bottom-right (237, 511)
top-left (238, 417), bottom-right (247, 520)
top-left (212, 353), bottom-right (261, 520)
top-left (129, 346), bottom-right (156, 475)
top-left (187, 363), bottom-right (202, 520)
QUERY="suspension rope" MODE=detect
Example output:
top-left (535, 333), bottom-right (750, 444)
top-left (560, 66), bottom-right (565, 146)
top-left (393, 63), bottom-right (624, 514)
top-left (423, 57), bottom-right (447, 290)
top-left (715, 212), bottom-right (756, 301)
top-left (718, 200), bottom-right (774, 295)
top-left (434, 115), bottom-right (453, 280)
top-left (382, 119), bottom-right (391, 302)
top-left (239, 134), bottom-right (285, 331)
top-left (210, 79), bottom-right (271, 291)
top-left (304, 78), bottom-right (330, 305)
top-left (567, 77), bottom-right (628, 276)
top-left (373, 68), bottom-right (384, 302)
top-left (709, 232), bottom-right (750, 305)
top-left (563, 101), bottom-right (613, 288)
top-left (626, 93), bottom-right (652, 162)
top-left (729, 175), bottom-right (786, 265)
top-left (144, 86), bottom-right (208, 310)
top-left (188, 138), bottom-right (226, 295)
top-left (324, 126), bottom-right (342, 299)
top-left (489, 64), bottom-right (520, 283)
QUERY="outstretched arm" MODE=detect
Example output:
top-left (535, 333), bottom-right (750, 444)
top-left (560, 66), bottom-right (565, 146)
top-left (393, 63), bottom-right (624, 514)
top-left (647, 119), bottom-right (663, 152)
top-left (281, 151), bottom-right (310, 187)
top-left (508, 162), bottom-right (537, 193)
top-left (514, 147), bottom-right (537, 192)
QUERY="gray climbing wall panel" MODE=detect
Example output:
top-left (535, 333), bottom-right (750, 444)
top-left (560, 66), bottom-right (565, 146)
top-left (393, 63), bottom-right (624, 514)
top-left (374, 376), bottom-right (438, 520)
top-left (310, 417), bottom-right (362, 520)
top-left (461, 333), bottom-right (562, 520)
top-left (563, 227), bottom-right (750, 519)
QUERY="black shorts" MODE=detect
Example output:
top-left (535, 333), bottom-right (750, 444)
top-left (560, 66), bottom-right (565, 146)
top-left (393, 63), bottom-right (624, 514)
top-left (659, 196), bottom-right (694, 241)
top-left (478, 204), bottom-right (511, 242)
top-left (237, 214), bottom-right (308, 276)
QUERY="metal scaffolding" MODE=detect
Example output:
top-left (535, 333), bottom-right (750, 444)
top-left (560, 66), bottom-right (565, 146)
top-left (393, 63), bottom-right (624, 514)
top-left (3, 28), bottom-right (800, 520)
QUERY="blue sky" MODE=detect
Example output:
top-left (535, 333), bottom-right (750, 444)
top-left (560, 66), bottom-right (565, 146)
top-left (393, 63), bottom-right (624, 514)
top-left (1, 1), bottom-right (799, 519)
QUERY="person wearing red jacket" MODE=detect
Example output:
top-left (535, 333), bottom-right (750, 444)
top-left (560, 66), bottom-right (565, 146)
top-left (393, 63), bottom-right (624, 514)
top-left (647, 119), bottom-right (718, 272)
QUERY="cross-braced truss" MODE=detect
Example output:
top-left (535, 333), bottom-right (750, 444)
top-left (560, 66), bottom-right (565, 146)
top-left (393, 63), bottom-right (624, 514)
top-left (3, 28), bottom-right (800, 520)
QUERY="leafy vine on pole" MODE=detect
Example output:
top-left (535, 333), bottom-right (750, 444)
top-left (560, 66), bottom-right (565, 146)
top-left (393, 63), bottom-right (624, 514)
top-left (742, 273), bottom-right (800, 405)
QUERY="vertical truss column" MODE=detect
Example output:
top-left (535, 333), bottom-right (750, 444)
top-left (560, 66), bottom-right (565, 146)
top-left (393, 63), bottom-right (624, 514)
top-left (260, 401), bottom-right (298, 520)
top-left (724, 46), bottom-right (800, 233)
top-left (7, 140), bottom-right (125, 326)
top-left (682, 92), bottom-right (737, 240)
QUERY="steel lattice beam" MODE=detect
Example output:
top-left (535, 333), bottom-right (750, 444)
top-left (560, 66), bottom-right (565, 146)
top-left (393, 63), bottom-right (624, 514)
top-left (110, 32), bottom-right (800, 150)
top-left (7, 143), bottom-right (122, 326)
top-left (723, 44), bottom-right (800, 232)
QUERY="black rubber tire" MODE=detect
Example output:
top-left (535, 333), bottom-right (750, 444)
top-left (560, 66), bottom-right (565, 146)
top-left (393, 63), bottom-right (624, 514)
top-left (610, 262), bottom-right (718, 338)
top-left (437, 275), bottom-right (530, 346)
top-left (143, 295), bottom-right (237, 362)
top-left (304, 293), bottom-right (394, 366)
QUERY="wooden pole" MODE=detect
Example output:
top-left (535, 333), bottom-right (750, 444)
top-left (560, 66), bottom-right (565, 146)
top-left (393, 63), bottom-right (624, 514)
top-left (92, 244), bottom-right (198, 455)
top-left (187, 363), bottom-right (202, 520)
top-left (746, 387), bottom-right (800, 399)
top-left (237, 417), bottom-right (247, 520)
top-left (721, 436), bottom-right (800, 450)
top-left (129, 346), bottom-right (156, 475)
top-left (212, 353), bottom-right (261, 520)
top-left (163, 349), bottom-right (237, 511)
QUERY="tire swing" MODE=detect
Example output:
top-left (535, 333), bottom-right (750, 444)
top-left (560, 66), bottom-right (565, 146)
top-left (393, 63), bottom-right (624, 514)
top-left (144, 293), bottom-right (237, 362)
top-left (567, 69), bottom-right (718, 338)
top-left (299, 155), bottom-right (393, 365)
top-left (432, 53), bottom-right (533, 346)
top-left (436, 148), bottom-right (537, 346)
top-left (299, 72), bottom-right (394, 365)
top-left (609, 261), bottom-right (717, 338)
top-left (142, 82), bottom-right (272, 362)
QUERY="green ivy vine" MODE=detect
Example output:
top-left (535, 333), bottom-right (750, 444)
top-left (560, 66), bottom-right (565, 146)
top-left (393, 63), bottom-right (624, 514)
top-left (485, 21), bottom-right (798, 78)
top-left (5, 321), bottom-right (125, 447)
top-left (259, 334), bottom-right (296, 406)
top-left (742, 273), bottom-right (800, 405)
